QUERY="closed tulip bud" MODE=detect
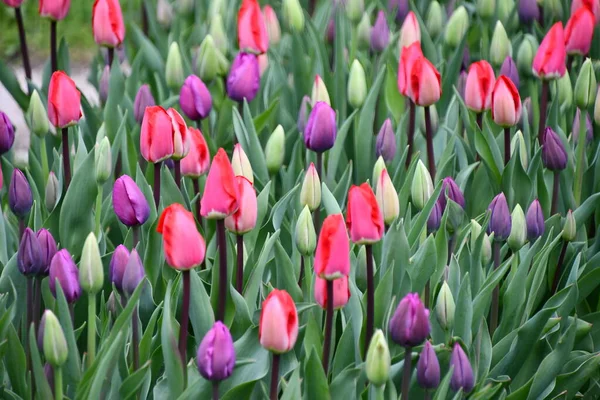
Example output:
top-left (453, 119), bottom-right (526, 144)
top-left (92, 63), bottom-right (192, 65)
top-left (300, 163), bottom-right (321, 211)
top-left (94, 137), bottom-right (112, 184)
top-left (109, 245), bottom-right (129, 292)
top-left (133, 85), bottom-right (155, 125)
top-left (477, 0), bottom-right (495, 19)
top-left (348, 60), bottom-right (367, 108)
top-left (411, 160), bottom-right (434, 210)
top-left (488, 193), bottom-right (511, 241)
top-left (570, 0), bottom-right (600, 23)
top-left (526, 199), bottom-right (545, 241)
top-left (372, 157), bottom-right (386, 188)
top-left (517, 35), bottom-right (538, 78)
top-left (565, 7), bottom-right (594, 56)
top-left (45, 172), bottom-right (60, 211)
top-left (225, 176), bottom-right (257, 234)
top-left (165, 42), bottom-right (184, 91)
top-left (18, 228), bottom-right (44, 276)
top-left (0, 112), bottom-right (15, 155)
top-left (37, 229), bottom-right (57, 276)
top-left (197, 321), bottom-right (236, 381)
top-left (376, 169), bottom-right (399, 225)
top-left (181, 127), bottom-right (211, 178)
top-left (552, 71), bottom-right (573, 110)
top-left (562, 210), bottom-right (576, 242)
top-left (500, 57), bottom-right (519, 89)
top-left (490, 22), bottom-right (512, 68)
top-left (315, 214), bottom-right (350, 278)
top-left (158, 204), bottom-right (207, 269)
top-left (263, 6), bottom-right (281, 46)
top-left (79, 232), bottom-right (104, 294)
top-left (238, 0), bottom-right (268, 54)
top-left (408, 56), bottom-right (442, 107)
top-left (389, 293), bottom-right (430, 347)
top-left (511, 131), bottom-right (528, 169)
top-left (439, 176), bottom-right (465, 211)
top-left (39, 0), bottom-right (71, 20)
top-left (491, 76), bottom-right (522, 127)
top-left (450, 344), bottom-right (474, 393)
top-left (532, 22), bottom-right (566, 80)
top-left (227, 52), bottom-right (260, 102)
top-left (541, 127), bottom-right (567, 171)
top-left (210, 14), bottom-right (228, 53)
top-left (435, 281), bottom-right (455, 330)
top-left (48, 71), bottom-right (82, 129)
top-left (156, 0), bottom-right (173, 27)
top-left (357, 14), bottom-right (371, 49)
top-left (180, 75), bottom-right (212, 121)
top-left (140, 106), bottom-right (180, 163)
top-left (417, 104), bottom-right (439, 134)
top-left (498, 0), bottom-right (517, 28)
top-left (464, 60), bottom-right (495, 113)
top-left (457, 71), bottom-right (468, 100)
top-left (518, 0), bottom-right (539, 23)
top-left (325, 18), bottom-right (335, 43)
top-left (470, 219), bottom-right (492, 264)
top-left (304, 102), bottom-right (337, 152)
top-left (113, 175), bottom-right (150, 227)
top-left (347, 184), bottom-right (384, 244)
top-left (417, 341), bottom-right (440, 389)
top-left (9, 169), bottom-right (33, 218)
top-left (265, 125), bottom-right (285, 174)
top-left (574, 59), bottom-right (597, 109)
top-left (92, 0), bottom-right (125, 48)
top-left (507, 204), bottom-right (527, 250)
top-left (122, 249), bottom-right (145, 296)
top-left (398, 42), bottom-right (423, 97)
top-left (297, 96), bottom-right (311, 134)
top-left (399, 11), bottom-right (421, 50)
top-left (345, 0), bottom-right (364, 22)
top-left (572, 109), bottom-right (594, 145)
top-left (27, 90), bottom-right (50, 137)
top-left (388, 0), bottom-right (408, 22)
top-left (427, 201), bottom-right (442, 233)
top-left (295, 206), bottom-right (317, 255)
top-left (282, 0), bottom-right (304, 32)
top-left (232, 143), bottom-right (254, 184)
top-left (259, 289), bottom-right (299, 353)
top-left (201, 148), bottom-right (239, 219)
top-left (376, 119), bottom-right (396, 163)
top-left (49, 249), bottom-right (82, 303)
top-left (365, 329), bottom-right (391, 386)
top-left (445, 6), bottom-right (469, 48)
top-left (596, 86), bottom-right (600, 126)
top-left (426, 1), bottom-right (444, 39)
top-left (42, 311), bottom-right (68, 368)
top-left (311, 75), bottom-right (331, 106)
top-left (370, 11), bottom-right (390, 52)
top-left (545, 0), bottom-right (564, 19)
top-left (196, 35), bottom-right (226, 82)
top-left (315, 276), bottom-right (350, 310)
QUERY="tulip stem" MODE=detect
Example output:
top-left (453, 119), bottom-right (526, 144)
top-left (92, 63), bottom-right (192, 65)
top-left (424, 390), bottom-right (431, 400)
top-left (216, 220), bottom-right (227, 322)
top-left (50, 21), bottom-right (58, 73)
top-left (62, 128), bottom-right (71, 191)
top-left (33, 278), bottom-right (41, 334)
top-left (87, 294), bottom-right (97, 368)
top-left (132, 225), bottom-right (140, 248)
top-left (269, 353), bottom-right (280, 400)
top-left (574, 108), bottom-right (587, 206)
top-left (503, 127), bottom-right (511, 166)
top-left (447, 233), bottom-right (456, 265)
top-left (107, 48), bottom-right (114, 68)
top-left (26, 277), bottom-right (33, 357)
top-left (212, 381), bottom-right (219, 400)
top-left (314, 152), bottom-right (323, 234)
top-left (153, 162), bottom-right (161, 208)
top-left (95, 186), bottom-right (103, 238)
top-left (19, 219), bottom-right (25, 240)
top-left (401, 347), bottom-right (412, 400)
top-left (476, 112), bottom-right (483, 131)
top-left (14, 7), bottom-right (32, 81)
top-left (489, 242), bottom-right (501, 336)
top-left (178, 270), bottom-right (191, 380)
top-left (236, 235), bottom-right (244, 293)
top-left (54, 367), bottom-right (63, 400)
top-left (132, 305), bottom-right (140, 371)
top-left (365, 244), bottom-right (374, 352)
top-left (551, 171), bottom-right (560, 215)
top-left (141, 0), bottom-right (148, 36)
top-left (551, 241), bottom-right (568, 295)
top-left (174, 160), bottom-right (181, 189)
top-left (424, 106), bottom-right (436, 180)
top-left (40, 137), bottom-right (49, 185)
top-left (298, 256), bottom-right (305, 287)
top-left (322, 280), bottom-right (334, 375)
top-left (406, 100), bottom-right (416, 169)
top-left (538, 81), bottom-right (549, 145)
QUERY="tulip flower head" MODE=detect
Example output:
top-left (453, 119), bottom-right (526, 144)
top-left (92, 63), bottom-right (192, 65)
top-left (297, 95), bottom-right (311, 134)
top-left (140, 106), bottom-right (188, 163)
top-left (181, 127), bottom-right (211, 178)
top-left (365, 329), bottom-right (391, 386)
top-left (408, 55), bottom-right (442, 107)
top-left (37, 229), bottom-right (57, 276)
top-left (532, 22), bottom-right (566, 80)
top-left (427, 201), bottom-right (442, 233)
top-left (487, 193), bottom-right (511, 241)
top-left (389, 293), bottom-right (430, 347)
top-left (109, 245), bottom-right (130, 293)
top-left (311, 75), bottom-right (331, 105)
top-left (464, 60), bottom-right (495, 113)
top-left (314, 276), bottom-right (350, 310)
top-left (122, 249), bottom-right (145, 296)
top-left (42, 311), bottom-right (68, 368)
top-left (376, 119), bottom-right (396, 162)
top-left (388, 0), bottom-right (409, 22)
top-left (526, 199), bottom-right (545, 241)
top-left (371, 11), bottom-right (390, 52)
top-left (564, 7), bottom-right (595, 56)
top-left (197, 321), bottom-right (236, 381)
top-left (133, 85), bottom-right (155, 124)
top-left (399, 11), bottom-right (421, 50)
top-left (295, 206), bottom-right (317, 256)
top-left (439, 177), bottom-right (465, 211)
top-left (227, 52), bottom-right (260, 102)
top-left (238, 0), bottom-right (269, 54)
top-left (347, 183), bottom-right (384, 244)
top-left (49, 249), bottom-right (82, 303)
top-left (263, 5), bottom-right (281, 45)
top-left (376, 169), bottom-right (400, 226)
top-left (39, 0), bottom-right (71, 20)
top-left (225, 176), bottom-right (257, 234)
top-left (18, 228), bottom-right (44, 276)
top-left (541, 127), bottom-right (568, 171)
top-left (315, 214), bottom-right (350, 279)
top-left (3, 0), bottom-right (25, 7)
top-left (259, 289), bottom-right (298, 353)
top-left (48, 71), bottom-right (82, 129)
top-left (304, 101), bottom-right (337, 152)
top-left (9, 169), bottom-right (33, 218)
top-left (572, 109), bottom-right (594, 145)
top-left (518, 0), bottom-right (540, 23)
top-left (201, 148), bottom-right (239, 219)
top-left (300, 163), bottom-right (321, 212)
top-left (92, 0), bottom-right (125, 48)
top-left (500, 56), bottom-right (520, 89)
top-left (180, 75), bottom-right (212, 121)
top-left (417, 341), bottom-right (441, 389)
top-left (158, 204), bottom-right (206, 269)
top-left (571, 0), bottom-right (600, 23)
top-left (491, 75), bottom-right (522, 127)
top-left (398, 42), bottom-right (423, 97)
top-left (0, 112), bottom-right (15, 155)
top-left (450, 344), bottom-right (474, 393)
top-left (231, 143), bottom-right (254, 184)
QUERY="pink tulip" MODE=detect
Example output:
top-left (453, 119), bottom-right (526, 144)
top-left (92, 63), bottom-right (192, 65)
top-left (3, 0), bottom-right (25, 7)
top-left (314, 276), bottom-right (350, 310)
top-left (571, 0), bottom-right (600, 24)
top-left (157, 203), bottom-right (206, 270)
top-left (39, 0), bottom-right (70, 20)
top-left (408, 56), bottom-right (442, 107)
top-left (399, 11), bottom-right (421, 49)
top-left (491, 75), bottom-right (522, 127)
top-left (181, 127), bottom-right (210, 178)
top-left (47, 71), bottom-right (82, 129)
top-left (92, 0), bottom-right (125, 47)
top-left (166, 108), bottom-right (189, 160)
top-left (140, 106), bottom-right (174, 163)
top-left (314, 214), bottom-right (350, 279)
top-left (564, 7), bottom-right (595, 55)
top-left (532, 22), bottom-right (566, 80)
top-left (200, 148), bottom-right (239, 219)
top-left (397, 41), bottom-right (423, 97)
top-left (237, 0), bottom-right (269, 54)
top-left (464, 60), bottom-right (495, 112)
top-left (225, 176), bottom-right (257, 234)
top-left (259, 289), bottom-right (298, 353)
top-left (347, 183), bottom-right (384, 244)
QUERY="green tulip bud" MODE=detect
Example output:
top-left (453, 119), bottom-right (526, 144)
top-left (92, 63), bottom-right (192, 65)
top-left (210, 14), bottom-right (228, 53)
top-left (517, 35), bottom-right (538, 78)
top-left (411, 160), bottom-right (434, 210)
top-left (311, 75), bottom-right (331, 106)
top-left (471, 219), bottom-right (492, 264)
top-left (562, 210), bottom-right (576, 242)
top-left (552, 71), bottom-right (573, 110)
top-left (445, 199), bottom-right (465, 234)
top-left (507, 204), bottom-right (527, 250)
top-left (42, 310), bottom-right (68, 368)
top-left (283, 0), bottom-right (305, 32)
top-left (365, 329), bottom-right (390, 386)
top-left (418, 105), bottom-right (438, 135)
top-left (27, 90), bottom-right (49, 137)
top-left (426, 1), bottom-right (444, 39)
top-left (497, 0), bottom-right (517, 28)
top-left (345, 0), bottom-right (364, 23)
top-left (209, 0), bottom-right (224, 17)
top-left (165, 42), bottom-right (184, 91)
top-left (477, 0), bottom-right (495, 20)
top-left (300, 163), bottom-right (321, 212)
top-left (574, 59), bottom-right (597, 109)
top-left (196, 35), bottom-right (224, 82)
top-left (376, 168), bottom-right (399, 226)
top-left (157, 0), bottom-right (173, 28)
top-left (511, 131), bottom-right (528, 170)
top-left (94, 137), bottom-right (112, 185)
top-left (545, 0), bottom-right (563, 19)
top-left (79, 232), bottom-right (104, 294)
top-left (295, 206), bottom-right (317, 256)
top-left (490, 21), bottom-right (512, 68)
top-left (372, 156), bottom-right (387, 187)
top-left (265, 125), bottom-right (285, 174)
top-left (445, 6), bottom-right (469, 48)
top-left (357, 14), bottom-right (371, 49)
top-left (435, 281), bottom-right (455, 330)
top-left (45, 172), bottom-right (60, 211)
top-left (348, 60), bottom-right (367, 108)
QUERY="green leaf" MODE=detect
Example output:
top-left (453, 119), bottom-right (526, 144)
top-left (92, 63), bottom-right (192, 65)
top-left (244, 230), bottom-right (281, 315)
top-left (119, 362), bottom-right (151, 399)
top-left (253, 98), bottom-right (280, 133)
top-left (407, 182), bottom-right (443, 247)
top-left (161, 281), bottom-right (184, 398)
top-left (243, 101), bottom-right (270, 185)
top-left (321, 182), bottom-right (343, 215)
top-left (55, 284), bottom-right (82, 386)
top-left (4, 325), bottom-right (27, 399)
top-left (304, 348), bottom-right (330, 400)
top-left (281, 368), bottom-right (302, 400)
top-left (87, 332), bottom-right (126, 399)
top-left (454, 273), bottom-right (473, 348)
top-left (139, 302), bottom-right (163, 364)
top-left (330, 367), bottom-right (361, 400)
top-left (270, 184), bottom-right (300, 230)
top-left (189, 271), bottom-right (215, 345)
top-left (407, 234), bottom-right (437, 295)
top-left (471, 255), bottom-right (512, 333)
top-left (433, 366), bottom-right (455, 400)
top-left (328, 110), bottom-right (359, 183)
top-left (29, 328), bottom-right (53, 399)
top-left (0, 59), bottom-right (28, 110)
top-left (274, 241), bottom-right (303, 302)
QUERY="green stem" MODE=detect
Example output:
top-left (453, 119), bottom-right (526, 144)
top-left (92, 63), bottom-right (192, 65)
top-left (87, 294), bottom-right (96, 368)
top-left (54, 366), bottom-right (63, 400)
top-left (529, 80), bottom-right (540, 138)
top-left (574, 108), bottom-right (587, 206)
top-left (95, 186), bottom-right (103, 238)
top-left (373, 384), bottom-right (385, 400)
top-left (401, 348), bottom-right (412, 400)
top-left (489, 242), bottom-right (501, 336)
top-left (40, 136), bottom-right (49, 184)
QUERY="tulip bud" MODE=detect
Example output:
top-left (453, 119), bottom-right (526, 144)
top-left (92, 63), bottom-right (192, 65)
top-left (18, 228), bottom-right (44, 276)
top-left (282, 0), bottom-right (304, 32)
top-left (316, 214), bottom-right (351, 278)
top-left (389, 293), bottom-right (430, 347)
top-left (439, 177), bottom-right (465, 211)
top-left (311, 75), bottom-right (331, 106)
top-left (133, 85), bottom-right (155, 125)
top-left (209, 14), bottom-right (228, 53)
top-left (79, 232), bottom-right (104, 294)
top-left (180, 75), bottom-right (212, 121)
top-left (526, 199), bottom-right (545, 241)
top-left (507, 204), bottom-right (526, 250)
top-left (552, 71), bottom-right (573, 110)
top-left (27, 90), bottom-right (50, 137)
top-left (357, 14), bottom-right (371, 49)
top-left (225, 176), bottom-right (257, 234)
top-left (314, 276), bottom-right (350, 309)
top-left (376, 119), bottom-right (396, 163)
top-left (345, 0), bottom-right (364, 22)
top-left (98, 65), bottom-right (110, 105)
top-left (109, 244), bottom-right (129, 293)
top-left (9, 169), bottom-right (33, 218)
top-left (541, 127), bottom-right (567, 171)
top-left (265, 125), bottom-right (285, 174)
top-left (417, 341), bottom-right (440, 389)
top-left (490, 22), bottom-right (512, 68)
top-left (427, 202), bottom-right (442, 233)
top-left (0, 112), bottom-right (15, 155)
top-left (411, 160), bottom-right (434, 210)
top-left (376, 169), bottom-right (399, 225)
top-left (457, 71), bottom-right (468, 100)
top-left (491, 76), bottom-right (522, 127)
top-left (470, 219), bottom-right (492, 264)
top-left (365, 329), bottom-right (391, 386)
top-left (574, 59), bottom-right (597, 109)
top-left (435, 281), bottom-right (455, 330)
top-left (197, 321), bottom-right (236, 381)
top-left (399, 11), bottom-right (421, 49)
top-left (418, 104), bottom-right (439, 134)
top-left (263, 6), bottom-right (281, 46)
top-left (94, 137), bottom-right (112, 184)
top-left (477, 0), bottom-right (495, 19)
top-left (426, 1), bottom-right (444, 39)
top-left (227, 52), bottom-right (260, 103)
top-left (565, 8), bottom-right (595, 56)
top-left (300, 163), bottom-right (321, 212)
top-left (42, 311), bottom-right (68, 368)
top-left (295, 206), bottom-right (317, 256)
top-left (518, 0), bottom-right (539, 24)
top-left (36, 229), bottom-right (57, 276)
top-left (196, 35), bottom-right (227, 82)
top-left (304, 102), bottom-right (337, 152)
top-left (498, 0), bottom-right (517, 28)
top-left (572, 109), bottom-right (593, 145)
top-left (122, 249), bottom-right (145, 296)
top-left (45, 172), bottom-right (60, 211)
top-left (388, 0), bottom-right (408, 22)
top-left (297, 96), bottom-right (311, 134)
top-left (165, 42), bottom-right (184, 91)
top-left (511, 131), bottom-right (528, 169)
top-left (157, 0), bottom-right (174, 27)
top-left (49, 249), bottom-right (82, 303)
top-left (532, 22), bottom-right (567, 80)
top-left (450, 344), bottom-right (474, 393)
top-left (232, 143), bottom-right (254, 184)
top-left (259, 289), bottom-right (299, 353)
top-left (372, 156), bottom-right (387, 187)
top-left (544, 0), bottom-right (563, 20)
top-left (516, 35), bottom-right (538, 78)
top-left (595, 86), bottom-right (600, 126)
top-left (370, 11), bottom-right (390, 52)
top-left (445, 6), bottom-right (469, 48)
top-left (562, 210), bottom-right (576, 242)
top-left (325, 18), bottom-right (335, 43)
top-left (488, 193), bottom-right (511, 241)
top-left (500, 57), bottom-right (519, 89)
top-left (348, 60), bottom-right (367, 108)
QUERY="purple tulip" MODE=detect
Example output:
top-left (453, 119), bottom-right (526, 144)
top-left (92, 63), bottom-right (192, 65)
top-left (388, 0), bottom-right (408, 22)
top-left (487, 193), bottom-right (511, 241)
top-left (112, 175), bottom-right (150, 227)
top-left (572, 109), bottom-right (593, 145)
top-left (450, 344), bottom-right (474, 393)
top-left (371, 11), bottom-right (390, 52)
top-left (427, 201), bottom-right (442, 233)
top-left (49, 249), bottom-right (82, 304)
top-left (180, 75), bottom-right (212, 121)
top-left (37, 229), bottom-right (57, 276)
top-left (133, 85), bottom-right (156, 125)
top-left (298, 96), bottom-right (311, 134)
top-left (9, 169), bottom-right (33, 218)
top-left (227, 52), bottom-right (260, 103)
top-left (500, 57), bottom-right (519, 89)
top-left (526, 199), bottom-right (545, 241)
top-left (439, 177), bottom-right (465, 211)
top-left (44, 363), bottom-right (54, 390)
top-left (122, 249), bottom-right (145, 296)
top-left (541, 127), bottom-right (567, 171)
top-left (304, 101), bottom-right (337, 152)
top-left (389, 293), bottom-right (430, 347)
top-left (326, 18), bottom-right (335, 43)
top-left (518, 0), bottom-right (540, 24)
top-left (0, 111), bottom-right (15, 154)
top-left (457, 71), bottom-right (468, 100)
top-left (197, 321), bottom-right (236, 381)
top-left (109, 245), bottom-right (130, 293)
top-left (376, 119), bottom-right (396, 162)
top-left (18, 228), bottom-right (44, 276)
top-left (99, 65), bottom-right (110, 105)
top-left (461, 47), bottom-right (470, 72)
top-left (417, 341), bottom-right (440, 389)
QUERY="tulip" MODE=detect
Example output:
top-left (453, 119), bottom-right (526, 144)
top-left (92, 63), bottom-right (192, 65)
top-left (314, 214), bottom-right (350, 279)
top-left (36, 229), bottom-right (57, 276)
top-left (511, 131), bottom-right (529, 169)
top-left (426, 1), bottom-right (444, 38)
top-left (450, 344), bottom-right (474, 393)
top-left (326, 18), bottom-right (335, 43)
top-left (263, 5), bottom-right (281, 45)
top-left (3, 0), bottom-right (25, 6)
top-left (507, 204), bottom-right (527, 250)
top-left (526, 199), bottom-right (545, 241)
top-left (464, 60), bottom-right (495, 113)
top-left (48, 71), bottom-right (82, 128)
top-left (488, 193), bottom-right (511, 241)
top-left (491, 75), bottom-right (522, 127)
top-left (411, 160), bottom-right (434, 210)
top-left (98, 65), bottom-right (110, 104)
top-left (388, 0), bottom-right (408, 22)
top-left (439, 177), bottom-right (465, 211)
top-left (26, 90), bottom-right (50, 137)
top-left (389, 292), bottom-right (430, 347)
top-left (49, 249), bottom-right (82, 303)
top-left (564, 7), bottom-right (594, 56)
top-left (201, 148), bottom-right (239, 219)
top-left (517, 34), bottom-right (538, 78)
top-left (197, 321), bottom-right (236, 382)
top-left (562, 210), bottom-right (576, 242)
top-left (133, 85), bottom-right (155, 125)
top-left (541, 127), bottom-right (567, 171)
top-left (553, 71), bottom-right (573, 110)
top-left (518, 0), bottom-right (539, 23)
top-left (376, 119), bottom-right (396, 162)
top-left (417, 341), bottom-right (441, 392)
top-left (357, 14), bottom-right (371, 48)
top-left (435, 281), bottom-right (455, 330)
top-left (398, 42), bottom-right (423, 97)
top-left (92, 0), bottom-right (125, 48)
top-left (571, 0), bottom-right (600, 23)
top-left (490, 21), bottom-right (512, 68)
top-left (304, 101), bottom-right (337, 153)
top-left (572, 109), bottom-right (593, 145)
top-left (158, 204), bottom-right (206, 269)
top-left (347, 184), bottom-right (384, 245)
top-left (399, 11), bottom-right (421, 50)
top-left (94, 136), bottom-right (112, 184)
top-left (122, 249), bottom-right (145, 296)
top-left (345, 0), bottom-right (364, 21)
top-left (238, 0), bottom-right (268, 54)
top-left (370, 11), bottom-right (390, 52)
top-left (232, 143), bottom-right (254, 184)
top-left (9, 169), bottom-right (33, 219)
top-left (225, 177), bottom-right (257, 235)
top-left (181, 127), bottom-right (211, 178)
top-left (295, 206), bottom-right (317, 256)
top-left (311, 75), bottom-right (331, 106)
top-left (574, 59), bottom-right (597, 109)
top-left (227, 52), bottom-right (260, 102)
top-left (140, 106), bottom-right (177, 163)
top-left (42, 310), bottom-right (68, 368)
top-left (300, 163), bottom-right (321, 211)
top-left (109, 245), bottom-right (130, 293)
top-left (376, 169), bottom-right (400, 226)
top-left (372, 157), bottom-right (386, 188)
top-left (532, 22), bottom-right (566, 80)
top-left (282, 0), bottom-right (304, 32)
top-left (39, 0), bottom-right (71, 20)
top-left (156, 0), bottom-right (173, 28)
top-left (0, 112), bottom-right (15, 155)
top-left (113, 175), bottom-right (150, 227)
top-left (471, 219), bottom-right (493, 265)
top-left (165, 42), bottom-right (184, 91)
top-left (315, 276), bottom-right (350, 310)
top-left (18, 228), bottom-right (43, 276)
top-left (477, 0), bottom-right (495, 19)
top-left (210, 14), bottom-right (228, 53)
top-left (265, 125), bottom-right (285, 174)
top-left (408, 55), bottom-right (442, 107)
top-left (348, 60), bottom-right (367, 108)
top-left (297, 95), bottom-right (311, 134)
top-left (79, 232), bottom-right (104, 296)
top-left (196, 35), bottom-right (229, 82)
top-left (500, 57), bottom-right (520, 89)
top-left (45, 172), bottom-right (60, 211)
top-left (259, 289), bottom-right (299, 353)
top-left (180, 75), bottom-right (212, 121)
top-left (427, 201), bottom-right (442, 233)
top-left (365, 329), bottom-right (391, 386)
top-left (444, 6), bottom-right (469, 48)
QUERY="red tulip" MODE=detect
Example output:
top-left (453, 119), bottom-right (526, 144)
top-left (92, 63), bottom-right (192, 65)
top-left (491, 75), bottom-right (522, 127)
top-left (225, 176), bottom-right (257, 234)
top-left (571, 0), bottom-right (600, 24)
top-left (39, 0), bottom-right (70, 20)
top-left (464, 60), bottom-right (495, 113)
top-left (314, 276), bottom-right (350, 310)
top-left (532, 22), bottom-right (566, 80)
top-left (157, 203), bottom-right (206, 270)
top-left (3, 0), bottom-right (25, 7)
top-left (564, 7), bottom-right (595, 55)
top-left (397, 42), bottom-right (423, 96)
top-left (181, 127), bottom-right (210, 178)
top-left (166, 108), bottom-right (189, 160)
top-left (237, 0), bottom-right (269, 54)
top-left (47, 71), bottom-right (81, 129)
top-left (347, 183), bottom-right (384, 244)
top-left (92, 0), bottom-right (125, 48)
top-left (259, 289), bottom-right (298, 353)
top-left (314, 214), bottom-right (350, 279)
top-left (140, 106), bottom-right (188, 163)
top-left (200, 148), bottom-right (239, 219)
top-left (408, 56), bottom-right (442, 107)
